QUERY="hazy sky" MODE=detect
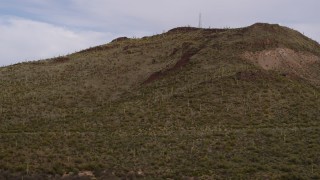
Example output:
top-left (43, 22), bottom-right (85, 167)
top-left (0, 0), bottom-right (319, 66)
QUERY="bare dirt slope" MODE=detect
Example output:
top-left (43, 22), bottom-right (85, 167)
top-left (243, 48), bottom-right (320, 85)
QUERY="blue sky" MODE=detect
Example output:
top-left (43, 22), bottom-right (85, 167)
top-left (0, 0), bottom-right (319, 66)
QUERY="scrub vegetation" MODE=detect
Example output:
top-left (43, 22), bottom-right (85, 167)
top-left (0, 23), bottom-right (320, 179)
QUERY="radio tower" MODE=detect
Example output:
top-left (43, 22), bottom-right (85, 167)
top-left (198, 13), bottom-right (202, 28)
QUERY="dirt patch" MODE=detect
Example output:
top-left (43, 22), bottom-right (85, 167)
top-left (143, 71), bottom-right (163, 84)
top-left (143, 47), bottom-right (201, 84)
top-left (172, 48), bottom-right (198, 70)
top-left (243, 48), bottom-right (320, 71)
top-left (242, 48), bottom-right (320, 84)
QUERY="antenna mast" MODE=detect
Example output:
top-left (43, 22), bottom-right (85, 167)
top-left (198, 13), bottom-right (202, 28)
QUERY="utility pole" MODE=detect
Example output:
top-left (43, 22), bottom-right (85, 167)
top-left (198, 13), bottom-right (202, 28)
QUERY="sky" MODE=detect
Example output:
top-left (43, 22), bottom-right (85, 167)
top-left (0, 0), bottom-right (319, 66)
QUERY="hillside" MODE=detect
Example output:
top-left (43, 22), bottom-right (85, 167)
top-left (0, 23), bottom-right (320, 179)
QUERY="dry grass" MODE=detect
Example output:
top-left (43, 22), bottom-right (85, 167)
top-left (0, 23), bottom-right (320, 179)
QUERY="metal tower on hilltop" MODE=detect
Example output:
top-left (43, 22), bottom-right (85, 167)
top-left (198, 13), bottom-right (202, 28)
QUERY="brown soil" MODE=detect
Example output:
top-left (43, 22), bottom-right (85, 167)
top-left (243, 48), bottom-right (319, 71)
top-left (242, 48), bottom-right (320, 84)
top-left (143, 47), bottom-right (200, 84)
top-left (143, 71), bottom-right (163, 84)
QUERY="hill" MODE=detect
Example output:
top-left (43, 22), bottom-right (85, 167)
top-left (0, 23), bottom-right (320, 179)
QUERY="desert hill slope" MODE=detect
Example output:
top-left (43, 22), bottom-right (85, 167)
top-left (0, 23), bottom-right (320, 179)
